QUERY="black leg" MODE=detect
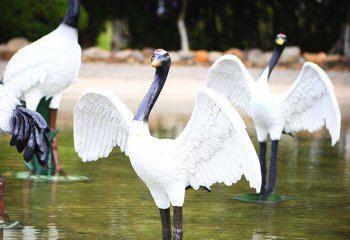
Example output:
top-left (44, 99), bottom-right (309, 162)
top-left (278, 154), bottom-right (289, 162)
top-left (159, 208), bottom-right (171, 240)
top-left (173, 206), bottom-right (183, 240)
top-left (267, 140), bottom-right (279, 194)
top-left (49, 109), bottom-right (60, 174)
top-left (259, 141), bottom-right (267, 194)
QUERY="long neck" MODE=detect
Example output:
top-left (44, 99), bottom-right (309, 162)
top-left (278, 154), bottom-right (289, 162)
top-left (259, 45), bottom-right (285, 82)
top-left (62, 0), bottom-right (80, 28)
top-left (134, 67), bottom-right (169, 122)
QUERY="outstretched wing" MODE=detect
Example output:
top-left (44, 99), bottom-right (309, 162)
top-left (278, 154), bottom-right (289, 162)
top-left (174, 87), bottom-right (261, 192)
top-left (74, 88), bottom-right (134, 162)
top-left (206, 55), bottom-right (255, 116)
top-left (281, 62), bottom-right (341, 146)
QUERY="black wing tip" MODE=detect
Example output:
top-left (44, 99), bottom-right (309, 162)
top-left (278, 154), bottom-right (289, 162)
top-left (282, 130), bottom-right (294, 137)
top-left (10, 107), bottom-right (49, 166)
top-left (185, 185), bottom-right (212, 192)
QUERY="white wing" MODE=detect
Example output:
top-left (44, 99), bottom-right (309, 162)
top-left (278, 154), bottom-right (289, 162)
top-left (282, 62), bottom-right (341, 146)
top-left (174, 87), bottom-right (261, 192)
top-left (74, 88), bottom-right (134, 162)
top-left (206, 55), bottom-right (255, 116)
top-left (0, 85), bottom-right (19, 133)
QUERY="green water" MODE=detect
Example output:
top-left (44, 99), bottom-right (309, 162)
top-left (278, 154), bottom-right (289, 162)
top-left (0, 122), bottom-right (349, 239)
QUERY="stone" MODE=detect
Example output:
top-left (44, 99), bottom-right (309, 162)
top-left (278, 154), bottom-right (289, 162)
top-left (279, 46), bottom-right (301, 64)
top-left (224, 48), bottom-right (246, 61)
top-left (169, 51), bottom-right (181, 64)
top-left (2, 37), bottom-right (29, 60)
top-left (130, 50), bottom-right (145, 63)
top-left (143, 47), bottom-right (155, 60)
top-left (82, 47), bottom-right (111, 62)
top-left (325, 54), bottom-right (342, 64)
top-left (195, 50), bottom-right (209, 63)
top-left (208, 51), bottom-right (223, 63)
top-left (112, 49), bottom-right (133, 62)
top-left (303, 52), bottom-right (327, 64)
top-left (247, 48), bottom-right (265, 67)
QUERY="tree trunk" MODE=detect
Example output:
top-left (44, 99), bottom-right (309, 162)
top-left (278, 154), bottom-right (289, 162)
top-left (344, 14), bottom-right (350, 57)
top-left (177, 0), bottom-right (189, 53)
top-left (112, 19), bottom-right (123, 51)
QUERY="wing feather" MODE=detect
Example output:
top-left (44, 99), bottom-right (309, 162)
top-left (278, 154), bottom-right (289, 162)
top-left (0, 85), bottom-right (19, 133)
top-left (282, 62), bottom-right (341, 145)
top-left (206, 55), bottom-right (255, 116)
top-left (174, 87), bottom-right (261, 192)
top-left (73, 88), bottom-right (134, 162)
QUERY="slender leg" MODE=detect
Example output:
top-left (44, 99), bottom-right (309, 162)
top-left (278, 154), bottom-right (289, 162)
top-left (259, 142), bottom-right (267, 195)
top-left (173, 206), bottom-right (183, 240)
top-left (49, 109), bottom-right (60, 174)
top-left (159, 208), bottom-right (171, 240)
top-left (267, 140), bottom-right (279, 194)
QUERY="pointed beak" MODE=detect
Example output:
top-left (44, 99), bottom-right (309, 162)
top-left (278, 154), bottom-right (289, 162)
top-left (151, 59), bottom-right (162, 68)
top-left (275, 37), bottom-right (285, 46)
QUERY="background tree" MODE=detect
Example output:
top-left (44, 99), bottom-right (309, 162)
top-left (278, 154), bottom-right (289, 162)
top-left (0, 0), bottom-right (348, 53)
top-left (0, 0), bottom-right (88, 43)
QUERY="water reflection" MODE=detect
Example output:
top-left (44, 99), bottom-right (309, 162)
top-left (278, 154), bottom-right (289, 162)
top-left (2, 178), bottom-right (62, 240)
top-left (0, 117), bottom-right (349, 239)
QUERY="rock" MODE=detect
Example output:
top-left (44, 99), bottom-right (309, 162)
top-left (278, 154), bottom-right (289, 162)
top-left (247, 48), bottom-right (265, 67)
top-left (82, 47), bottom-right (111, 62)
top-left (208, 51), bottom-right (223, 63)
top-left (112, 49), bottom-right (133, 62)
top-left (2, 37), bottom-right (30, 60)
top-left (130, 49), bottom-right (145, 63)
top-left (143, 47), bottom-right (155, 60)
top-left (0, 44), bottom-right (6, 59)
top-left (6, 37), bottom-right (29, 52)
top-left (178, 50), bottom-right (195, 60)
top-left (169, 51), bottom-right (181, 64)
top-left (279, 46), bottom-right (301, 64)
top-left (303, 52), bottom-right (327, 64)
top-left (195, 50), bottom-right (209, 63)
top-left (325, 54), bottom-right (342, 64)
top-left (224, 48), bottom-right (246, 61)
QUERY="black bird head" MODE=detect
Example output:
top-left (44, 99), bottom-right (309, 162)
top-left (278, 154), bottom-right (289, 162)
top-left (275, 33), bottom-right (287, 46)
top-left (151, 49), bottom-right (171, 69)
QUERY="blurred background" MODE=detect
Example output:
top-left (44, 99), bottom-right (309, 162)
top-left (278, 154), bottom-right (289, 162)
top-left (0, 0), bottom-right (350, 68)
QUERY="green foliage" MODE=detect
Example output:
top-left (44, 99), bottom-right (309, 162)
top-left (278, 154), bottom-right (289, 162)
top-left (0, 0), bottom-right (88, 43)
top-left (0, 0), bottom-right (348, 52)
top-left (97, 21), bottom-right (113, 51)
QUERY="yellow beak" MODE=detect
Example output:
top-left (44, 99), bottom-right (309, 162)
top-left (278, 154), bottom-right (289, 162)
top-left (151, 60), bottom-right (162, 68)
top-left (276, 37), bottom-right (285, 45)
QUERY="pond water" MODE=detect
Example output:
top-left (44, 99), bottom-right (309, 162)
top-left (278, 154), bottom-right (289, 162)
top-left (0, 119), bottom-right (349, 239)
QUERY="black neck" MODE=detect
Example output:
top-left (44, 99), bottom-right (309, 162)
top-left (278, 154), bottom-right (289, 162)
top-left (262, 44), bottom-right (285, 80)
top-left (62, 0), bottom-right (80, 28)
top-left (134, 67), bottom-right (169, 122)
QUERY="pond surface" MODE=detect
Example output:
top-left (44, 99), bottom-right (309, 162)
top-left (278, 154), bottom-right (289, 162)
top-left (0, 119), bottom-right (349, 239)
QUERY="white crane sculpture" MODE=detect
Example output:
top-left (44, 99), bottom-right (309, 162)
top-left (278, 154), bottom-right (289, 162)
top-left (206, 34), bottom-right (341, 196)
top-left (1, 0), bottom-right (81, 175)
top-left (74, 49), bottom-right (261, 240)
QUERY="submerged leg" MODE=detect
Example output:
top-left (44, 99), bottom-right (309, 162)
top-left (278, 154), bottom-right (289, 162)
top-left (267, 140), bottom-right (279, 194)
top-left (49, 109), bottom-right (60, 174)
top-left (259, 141), bottom-right (267, 194)
top-left (159, 208), bottom-right (171, 240)
top-left (173, 206), bottom-right (183, 240)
